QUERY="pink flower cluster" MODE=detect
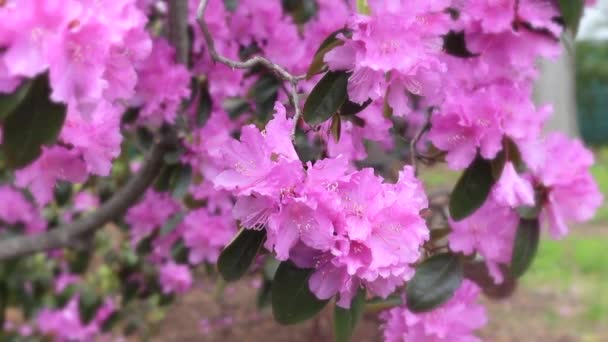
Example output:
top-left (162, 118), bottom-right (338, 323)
top-left (448, 133), bottom-right (602, 283)
top-left (381, 280), bottom-right (487, 342)
top-left (0, 185), bottom-right (45, 234)
top-left (36, 296), bottom-right (116, 341)
top-left (0, 0), bottom-right (191, 205)
top-left (326, 1), bottom-right (450, 116)
top-left (213, 103), bottom-right (429, 307)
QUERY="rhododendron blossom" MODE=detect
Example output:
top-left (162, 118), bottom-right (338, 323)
top-left (0, 0), bottom-right (602, 340)
top-left (381, 280), bottom-right (487, 341)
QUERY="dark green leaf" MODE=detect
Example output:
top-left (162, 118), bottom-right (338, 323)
top-left (171, 240), bottom-right (190, 264)
top-left (159, 293), bottom-right (175, 306)
top-left (169, 164), bottom-right (193, 198)
top-left (163, 145), bottom-right (186, 165)
top-left (257, 279), bottom-right (273, 309)
top-left (449, 155), bottom-right (496, 221)
top-left (443, 31), bottom-right (478, 58)
top-left (223, 0), bottom-right (238, 11)
top-left (78, 288), bottom-right (103, 324)
top-left (272, 262), bottom-right (329, 325)
top-left (306, 28), bottom-right (351, 78)
top-left (339, 98), bottom-right (372, 117)
top-left (406, 253), bottom-right (463, 313)
top-left (330, 114), bottom-right (341, 142)
top-left (334, 288), bottom-right (366, 342)
top-left (249, 74), bottom-right (281, 122)
top-left (56, 284), bottom-right (78, 308)
top-left (0, 281), bottom-right (6, 330)
top-left (558, 0), bottom-right (585, 35)
top-left (2, 75), bottom-right (67, 169)
top-left (54, 181), bottom-right (73, 206)
top-left (68, 249), bottom-right (92, 274)
top-left (510, 218), bottom-right (540, 278)
top-left (303, 71), bottom-right (349, 125)
top-left (136, 233), bottom-right (156, 255)
top-left (263, 257), bottom-right (280, 280)
top-left (0, 80), bottom-right (32, 121)
top-left (160, 212), bottom-right (186, 236)
top-left (282, 0), bottom-right (318, 24)
top-left (154, 164), bottom-right (175, 192)
top-left (101, 311), bottom-right (120, 332)
top-left (218, 228), bottom-right (266, 282)
top-left (196, 82), bottom-right (213, 127)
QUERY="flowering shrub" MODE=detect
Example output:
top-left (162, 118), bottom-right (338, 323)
top-left (0, 0), bottom-right (602, 340)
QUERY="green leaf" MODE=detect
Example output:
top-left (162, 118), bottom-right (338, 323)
top-left (54, 181), bottom-right (73, 206)
top-left (171, 240), bottom-right (190, 264)
top-left (0, 80), bottom-right (32, 121)
top-left (356, 0), bottom-right (370, 14)
top-left (306, 28), bottom-right (351, 79)
top-left (78, 288), bottom-right (103, 324)
top-left (339, 98), bottom-right (371, 117)
top-left (196, 82), bottom-right (213, 127)
top-left (443, 31), bottom-right (478, 58)
top-left (218, 228), bottom-right (266, 282)
top-left (2, 75), bottom-right (67, 169)
top-left (330, 114), bottom-right (341, 142)
top-left (406, 253), bottom-right (463, 313)
top-left (334, 288), bottom-right (366, 342)
top-left (510, 218), bottom-right (540, 278)
top-left (160, 212), bottom-right (186, 236)
top-left (101, 311), bottom-right (121, 332)
top-left (272, 262), bottom-right (329, 325)
top-left (257, 279), bottom-right (273, 309)
top-left (282, 0), bottom-right (318, 24)
top-left (249, 74), bottom-right (281, 123)
top-left (0, 281), bottom-right (7, 330)
top-left (558, 0), bottom-right (585, 35)
top-left (449, 155), bottom-right (496, 221)
top-left (169, 164), bottom-right (193, 198)
top-left (303, 71), bottom-right (349, 125)
top-left (223, 0), bottom-right (238, 11)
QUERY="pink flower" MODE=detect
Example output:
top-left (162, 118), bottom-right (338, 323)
top-left (181, 209), bottom-right (237, 264)
top-left (212, 103), bottom-right (303, 198)
top-left (15, 146), bottom-right (88, 206)
top-left (159, 261), bottom-right (193, 295)
top-left (449, 199), bottom-right (518, 283)
top-left (523, 133), bottom-right (603, 238)
top-left (125, 190), bottom-right (181, 243)
top-left (61, 101), bottom-right (122, 176)
top-left (133, 38), bottom-right (191, 124)
top-left (0, 185), bottom-right (46, 234)
top-left (381, 280), bottom-right (487, 342)
top-left (492, 162), bottom-right (535, 208)
top-left (325, 1), bottom-right (449, 115)
top-left (36, 296), bottom-right (116, 342)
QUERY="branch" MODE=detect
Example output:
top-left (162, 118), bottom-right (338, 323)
top-left (410, 112), bottom-right (432, 175)
top-left (196, 0), bottom-right (303, 138)
top-left (0, 0), bottom-right (190, 261)
top-left (0, 134), bottom-right (175, 260)
top-left (169, 0), bottom-right (190, 65)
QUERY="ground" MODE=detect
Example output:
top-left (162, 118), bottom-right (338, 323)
top-left (151, 151), bottom-right (608, 341)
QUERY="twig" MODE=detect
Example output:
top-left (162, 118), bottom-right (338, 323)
top-left (196, 0), bottom-right (303, 139)
top-left (410, 112), bottom-right (432, 175)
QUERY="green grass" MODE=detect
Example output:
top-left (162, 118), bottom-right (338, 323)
top-left (522, 235), bottom-right (608, 324)
top-left (591, 148), bottom-right (608, 223)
